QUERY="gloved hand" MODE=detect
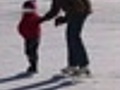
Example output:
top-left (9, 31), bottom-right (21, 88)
top-left (55, 16), bottom-right (66, 26)
top-left (39, 17), bottom-right (45, 24)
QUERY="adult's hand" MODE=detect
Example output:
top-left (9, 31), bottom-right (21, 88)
top-left (39, 17), bottom-right (45, 24)
top-left (55, 16), bottom-right (66, 26)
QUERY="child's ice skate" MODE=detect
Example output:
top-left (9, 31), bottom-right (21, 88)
top-left (26, 66), bottom-right (38, 74)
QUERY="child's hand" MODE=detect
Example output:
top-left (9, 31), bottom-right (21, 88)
top-left (39, 16), bottom-right (47, 24)
top-left (55, 16), bottom-right (66, 26)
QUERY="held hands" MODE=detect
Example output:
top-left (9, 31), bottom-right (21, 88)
top-left (39, 17), bottom-right (45, 24)
top-left (39, 16), bottom-right (66, 26)
top-left (55, 16), bottom-right (66, 26)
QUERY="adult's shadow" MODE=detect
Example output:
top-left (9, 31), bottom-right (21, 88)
top-left (0, 71), bottom-right (33, 84)
top-left (10, 74), bottom-right (75, 90)
top-left (40, 81), bottom-right (75, 90)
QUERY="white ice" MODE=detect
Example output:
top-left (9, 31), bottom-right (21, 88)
top-left (0, 0), bottom-right (120, 90)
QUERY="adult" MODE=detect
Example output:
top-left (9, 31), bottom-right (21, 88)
top-left (40, 0), bottom-right (92, 76)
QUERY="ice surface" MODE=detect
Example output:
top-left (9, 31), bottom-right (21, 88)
top-left (0, 0), bottom-right (120, 90)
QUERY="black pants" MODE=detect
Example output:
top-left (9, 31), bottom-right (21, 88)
top-left (24, 38), bottom-right (39, 68)
top-left (66, 13), bottom-right (89, 68)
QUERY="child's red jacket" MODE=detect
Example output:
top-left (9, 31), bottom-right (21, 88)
top-left (18, 13), bottom-right (41, 39)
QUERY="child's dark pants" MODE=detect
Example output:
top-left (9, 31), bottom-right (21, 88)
top-left (24, 38), bottom-right (39, 70)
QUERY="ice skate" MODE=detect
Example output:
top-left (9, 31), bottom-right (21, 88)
top-left (71, 67), bottom-right (92, 78)
top-left (61, 66), bottom-right (78, 76)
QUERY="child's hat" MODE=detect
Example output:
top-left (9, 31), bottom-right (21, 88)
top-left (22, 0), bottom-right (36, 13)
top-left (23, 0), bottom-right (36, 9)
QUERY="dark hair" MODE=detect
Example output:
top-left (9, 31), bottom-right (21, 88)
top-left (23, 1), bottom-right (35, 9)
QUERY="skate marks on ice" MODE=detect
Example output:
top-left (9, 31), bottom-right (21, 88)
top-left (10, 74), bottom-right (77, 90)
top-left (0, 71), bottom-right (34, 84)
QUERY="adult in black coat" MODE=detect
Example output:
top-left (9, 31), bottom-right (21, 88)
top-left (40, 0), bottom-right (92, 76)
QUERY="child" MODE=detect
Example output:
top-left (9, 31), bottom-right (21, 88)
top-left (18, 0), bottom-right (41, 73)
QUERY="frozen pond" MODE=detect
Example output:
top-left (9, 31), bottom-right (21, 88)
top-left (0, 0), bottom-right (120, 90)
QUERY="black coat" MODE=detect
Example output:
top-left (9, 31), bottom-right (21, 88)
top-left (42, 0), bottom-right (92, 21)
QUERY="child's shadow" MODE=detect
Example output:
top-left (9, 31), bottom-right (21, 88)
top-left (10, 74), bottom-right (75, 90)
top-left (0, 71), bottom-right (33, 84)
